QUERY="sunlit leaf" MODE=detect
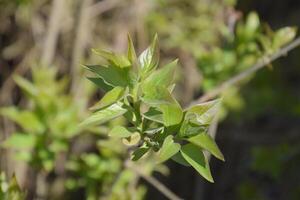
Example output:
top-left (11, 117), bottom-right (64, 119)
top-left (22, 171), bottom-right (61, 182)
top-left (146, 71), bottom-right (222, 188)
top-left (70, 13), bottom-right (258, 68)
top-left (84, 65), bottom-right (130, 87)
top-left (159, 102), bottom-right (183, 127)
top-left (273, 27), bottom-right (297, 49)
top-left (79, 102), bottom-right (127, 128)
top-left (142, 86), bottom-right (183, 126)
top-left (90, 87), bottom-right (125, 110)
top-left (178, 120), bottom-right (207, 138)
top-left (188, 133), bottom-right (225, 161)
top-left (122, 132), bottom-right (141, 146)
top-left (142, 59), bottom-right (177, 90)
top-left (109, 126), bottom-right (135, 138)
top-left (139, 34), bottom-right (159, 76)
top-left (142, 86), bottom-right (174, 105)
top-left (87, 76), bottom-right (113, 92)
top-left (142, 107), bottom-right (164, 124)
top-left (185, 99), bottom-right (220, 125)
top-left (92, 49), bottom-right (131, 68)
top-left (144, 127), bottom-right (164, 135)
top-left (181, 144), bottom-right (214, 182)
top-left (172, 152), bottom-right (191, 166)
top-left (245, 12), bottom-right (260, 39)
top-left (157, 135), bottom-right (180, 163)
top-left (127, 34), bottom-right (137, 64)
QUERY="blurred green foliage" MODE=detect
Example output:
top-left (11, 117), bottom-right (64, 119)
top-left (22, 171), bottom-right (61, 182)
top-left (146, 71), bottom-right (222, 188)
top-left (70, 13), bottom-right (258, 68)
top-left (0, 67), bottom-right (149, 200)
top-left (146, 0), bottom-right (296, 118)
top-left (0, 172), bottom-right (25, 200)
top-left (1, 67), bottom-right (81, 171)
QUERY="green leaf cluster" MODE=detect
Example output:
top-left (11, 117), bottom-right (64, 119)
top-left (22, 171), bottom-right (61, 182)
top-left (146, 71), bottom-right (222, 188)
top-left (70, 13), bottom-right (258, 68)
top-left (83, 35), bottom-right (224, 182)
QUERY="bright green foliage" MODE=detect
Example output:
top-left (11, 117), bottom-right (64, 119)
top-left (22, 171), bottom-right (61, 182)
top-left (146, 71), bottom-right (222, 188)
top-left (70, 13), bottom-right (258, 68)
top-left (0, 173), bottom-right (26, 200)
top-left (181, 144), bottom-right (213, 183)
top-left (84, 35), bottom-right (225, 182)
top-left (0, 67), bottom-right (82, 171)
top-left (187, 133), bottom-right (224, 161)
top-left (109, 126), bottom-right (135, 138)
top-left (157, 135), bottom-right (180, 163)
top-left (90, 86), bottom-right (125, 110)
top-left (66, 139), bottom-right (147, 200)
top-left (80, 102), bottom-right (127, 127)
top-left (0, 67), bottom-right (148, 200)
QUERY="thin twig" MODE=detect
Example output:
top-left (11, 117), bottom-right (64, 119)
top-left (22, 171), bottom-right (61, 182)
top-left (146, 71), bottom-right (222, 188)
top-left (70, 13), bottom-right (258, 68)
top-left (194, 36), bottom-right (300, 104)
top-left (125, 160), bottom-right (183, 200)
top-left (41, 0), bottom-right (65, 66)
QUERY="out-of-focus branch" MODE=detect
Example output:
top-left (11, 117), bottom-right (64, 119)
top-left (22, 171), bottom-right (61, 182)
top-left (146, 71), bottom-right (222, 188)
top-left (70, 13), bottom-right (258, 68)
top-left (125, 160), bottom-right (183, 200)
top-left (71, 0), bottom-right (92, 97)
top-left (178, 51), bottom-right (202, 106)
top-left (41, 0), bottom-right (65, 66)
top-left (88, 0), bottom-right (120, 18)
top-left (193, 37), bottom-right (300, 104)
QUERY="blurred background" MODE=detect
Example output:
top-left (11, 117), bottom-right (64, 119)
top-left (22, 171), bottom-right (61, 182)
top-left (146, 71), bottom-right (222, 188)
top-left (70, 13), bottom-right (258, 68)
top-left (1, 0), bottom-right (300, 199)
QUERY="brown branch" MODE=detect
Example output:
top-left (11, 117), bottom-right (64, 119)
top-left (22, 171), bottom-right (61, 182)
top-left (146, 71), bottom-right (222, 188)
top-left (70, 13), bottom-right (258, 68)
top-left (41, 0), bottom-right (65, 66)
top-left (193, 36), bottom-right (300, 104)
top-left (125, 160), bottom-right (183, 200)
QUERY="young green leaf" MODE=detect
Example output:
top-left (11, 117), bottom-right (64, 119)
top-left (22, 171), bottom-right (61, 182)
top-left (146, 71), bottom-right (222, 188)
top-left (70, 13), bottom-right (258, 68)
top-left (178, 120), bottom-right (207, 138)
top-left (180, 144), bottom-right (214, 183)
top-left (185, 99), bottom-right (220, 125)
top-left (108, 126), bottom-right (135, 138)
top-left (90, 87), bottom-right (125, 110)
top-left (142, 86), bottom-right (174, 105)
top-left (92, 49), bottom-right (131, 68)
top-left (87, 76), bottom-right (113, 92)
top-left (84, 65), bottom-right (130, 87)
top-left (144, 127), bottom-right (164, 135)
top-left (142, 107), bottom-right (164, 124)
top-left (245, 12), bottom-right (260, 39)
top-left (157, 135), bottom-right (181, 163)
top-left (139, 34), bottom-right (159, 76)
top-left (273, 27), bottom-right (297, 49)
top-left (172, 152), bottom-right (191, 166)
top-left (159, 102), bottom-right (183, 127)
top-left (187, 133), bottom-right (225, 161)
top-left (122, 132), bottom-right (141, 146)
top-left (79, 102), bottom-right (127, 128)
top-left (142, 59), bottom-right (177, 90)
top-left (127, 34), bottom-right (137, 64)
